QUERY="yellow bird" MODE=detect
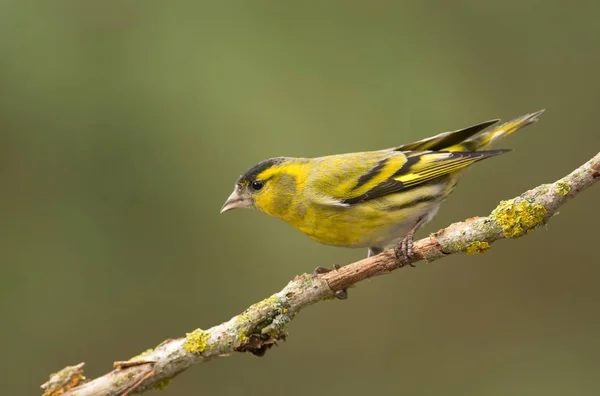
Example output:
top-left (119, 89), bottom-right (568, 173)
top-left (221, 111), bottom-right (544, 261)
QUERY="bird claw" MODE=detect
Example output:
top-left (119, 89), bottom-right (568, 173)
top-left (394, 235), bottom-right (416, 268)
top-left (313, 265), bottom-right (347, 299)
top-left (313, 264), bottom-right (341, 274)
top-left (333, 289), bottom-right (348, 300)
top-left (394, 216), bottom-right (427, 268)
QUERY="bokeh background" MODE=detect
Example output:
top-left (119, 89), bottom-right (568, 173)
top-left (1, 1), bottom-right (599, 395)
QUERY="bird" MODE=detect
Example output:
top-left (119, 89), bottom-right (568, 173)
top-left (221, 110), bottom-right (544, 265)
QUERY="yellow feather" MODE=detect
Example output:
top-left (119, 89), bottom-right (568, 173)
top-left (223, 111), bottom-right (544, 253)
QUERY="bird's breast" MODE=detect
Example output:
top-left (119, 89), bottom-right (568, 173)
top-left (280, 182), bottom-right (452, 248)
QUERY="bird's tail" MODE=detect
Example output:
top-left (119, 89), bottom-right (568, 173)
top-left (394, 110), bottom-right (545, 153)
top-left (448, 109), bottom-right (545, 151)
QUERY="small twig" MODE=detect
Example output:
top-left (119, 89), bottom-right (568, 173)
top-left (121, 369), bottom-right (155, 396)
top-left (43, 151), bottom-right (599, 396)
top-left (41, 363), bottom-right (86, 396)
top-left (113, 360), bottom-right (157, 369)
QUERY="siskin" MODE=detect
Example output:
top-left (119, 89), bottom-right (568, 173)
top-left (221, 111), bottom-right (544, 261)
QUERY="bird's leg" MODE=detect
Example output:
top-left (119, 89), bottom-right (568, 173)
top-left (395, 216), bottom-right (427, 267)
top-left (313, 264), bottom-right (348, 299)
top-left (367, 247), bottom-right (384, 257)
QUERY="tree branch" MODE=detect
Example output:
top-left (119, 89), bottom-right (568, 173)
top-left (43, 151), bottom-right (600, 396)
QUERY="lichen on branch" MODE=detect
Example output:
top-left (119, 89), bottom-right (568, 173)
top-left (44, 151), bottom-right (599, 396)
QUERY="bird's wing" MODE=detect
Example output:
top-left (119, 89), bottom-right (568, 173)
top-left (336, 149), bottom-right (510, 205)
top-left (308, 151), bottom-right (405, 206)
top-left (393, 119), bottom-right (499, 152)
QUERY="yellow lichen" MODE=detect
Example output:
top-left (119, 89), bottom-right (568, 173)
top-left (41, 363), bottom-right (86, 396)
top-left (465, 241), bottom-right (491, 255)
top-left (537, 184), bottom-right (550, 194)
top-left (236, 311), bottom-right (252, 326)
top-left (236, 295), bottom-right (279, 324)
top-left (254, 295), bottom-right (279, 310)
top-left (153, 378), bottom-right (172, 391)
top-left (234, 294), bottom-right (291, 352)
top-left (491, 199), bottom-right (547, 238)
top-left (184, 328), bottom-right (210, 354)
top-left (129, 348), bottom-right (153, 361)
top-left (555, 181), bottom-right (571, 196)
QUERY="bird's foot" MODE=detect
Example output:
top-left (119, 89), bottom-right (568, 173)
top-left (394, 235), bottom-right (417, 268)
top-left (313, 264), bottom-right (348, 300)
top-left (332, 289), bottom-right (348, 300)
top-left (394, 216), bottom-right (427, 268)
top-left (313, 264), bottom-right (341, 274)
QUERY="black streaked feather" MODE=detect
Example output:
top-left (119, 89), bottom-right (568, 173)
top-left (384, 193), bottom-right (442, 212)
top-left (341, 154), bottom-right (421, 204)
top-left (342, 149), bottom-right (509, 205)
top-left (342, 179), bottom-right (404, 205)
top-left (394, 119), bottom-right (499, 152)
top-left (392, 153), bottom-right (421, 177)
top-left (239, 157), bottom-right (286, 184)
top-left (352, 158), bottom-right (390, 190)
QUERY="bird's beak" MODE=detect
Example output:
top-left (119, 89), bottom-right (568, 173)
top-left (220, 186), bottom-right (252, 213)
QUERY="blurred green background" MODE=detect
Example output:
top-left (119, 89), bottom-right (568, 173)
top-left (1, 1), bottom-right (599, 395)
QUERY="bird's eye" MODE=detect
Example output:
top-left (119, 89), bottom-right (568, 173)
top-left (251, 180), bottom-right (264, 191)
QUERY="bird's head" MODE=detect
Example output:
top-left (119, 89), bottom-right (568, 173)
top-left (221, 157), bottom-right (305, 218)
